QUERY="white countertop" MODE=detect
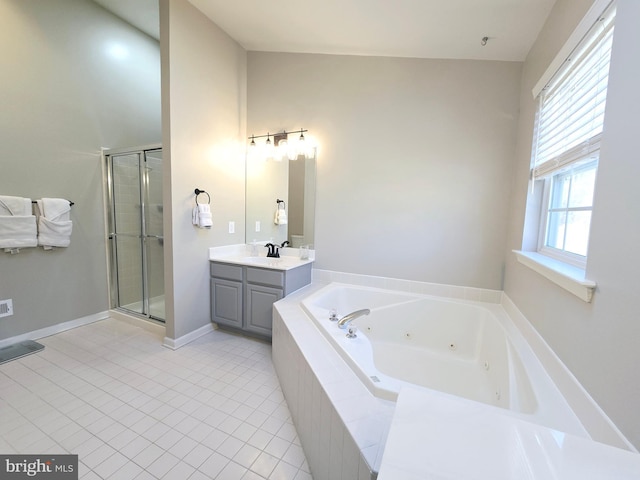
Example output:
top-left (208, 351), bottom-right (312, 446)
top-left (378, 386), bottom-right (640, 480)
top-left (209, 244), bottom-right (314, 271)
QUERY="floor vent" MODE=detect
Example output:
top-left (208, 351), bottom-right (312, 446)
top-left (0, 299), bottom-right (12, 318)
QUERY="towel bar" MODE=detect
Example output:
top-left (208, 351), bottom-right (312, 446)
top-left (32, 200), bottom-right (74, 206)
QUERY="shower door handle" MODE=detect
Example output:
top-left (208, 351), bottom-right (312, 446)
top-left (108, 233), bottom-right (149, 240)
top-left (107, 232), bottom-right (151, 240)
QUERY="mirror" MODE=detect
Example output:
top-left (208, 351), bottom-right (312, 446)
top-left (245, 150), bottom-right (316, 249)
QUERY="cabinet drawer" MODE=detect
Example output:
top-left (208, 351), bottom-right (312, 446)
top-left (210, 262), bottom-right (243, 281)
top-left (246, 267), bottom-right (284, 287)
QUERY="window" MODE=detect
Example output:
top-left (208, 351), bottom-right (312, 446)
top-left (540, 160), bottom-right (597, 265)
top-left (530, 1), bottom-right (616, 268)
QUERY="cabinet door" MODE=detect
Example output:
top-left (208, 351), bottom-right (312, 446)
top-left (246, 284), bottom-right (283, 337)
top-left (211, 278), bottom-right (243, 328)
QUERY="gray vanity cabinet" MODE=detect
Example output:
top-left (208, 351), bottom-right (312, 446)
top-left (210, 264), bottom-right (243, 329)
top-left (210, 260), bottom-right (311, 339)
top-left (246, 284), bottom-right (283, 337)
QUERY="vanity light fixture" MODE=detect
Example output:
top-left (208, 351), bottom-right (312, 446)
top-left (247, 128), bottom-right (314, 161)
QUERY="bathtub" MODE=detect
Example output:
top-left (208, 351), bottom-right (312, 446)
top-left (300, 282), bottom-right (586, 434)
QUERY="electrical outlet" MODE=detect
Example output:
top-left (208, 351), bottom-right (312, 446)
top-left (228, 221), bottom-right (235, 234)
top-left (255, 221), bottom-right (261, 232)
top-left (0, 299), bottom-right (13, 318)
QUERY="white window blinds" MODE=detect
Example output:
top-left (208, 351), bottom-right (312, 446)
top-left (531, 2), bottom-right (616, 179)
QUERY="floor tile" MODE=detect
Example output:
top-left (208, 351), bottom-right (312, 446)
top-left (270, 460), bottom-right (300, 480)
top-left (198, 451), bottom-right (229, 478)
top-left (217, 460), bottom-right (248, 480)
top-left (183, 443), bottom-right (214, 468)
top-left (232, 443), bottom-right (261, 469)
top-left (0, 318), bottom-right (312, 479)
top-left (251, 451), bottom-right (280, 478)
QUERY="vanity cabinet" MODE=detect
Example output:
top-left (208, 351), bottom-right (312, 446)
top-left (246, 284), bottom-right (283, 337)
top-left (210, 260), bottom-right (311, 340)
top-left (211, 278), bottom-right (243, 328)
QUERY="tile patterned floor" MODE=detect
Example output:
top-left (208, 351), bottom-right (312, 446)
top-left (0, 318), bottom-right (312, 479)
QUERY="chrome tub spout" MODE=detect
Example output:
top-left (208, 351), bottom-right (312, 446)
top-left (337, 308), bottom-right (370, 329)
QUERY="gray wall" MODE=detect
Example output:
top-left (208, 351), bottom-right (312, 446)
top-left (504, 0), bottom-right (640, 448)
top-left (248, 53), bottom-right (522, 289)
top-left (0, 0), bottom-right (161, 339)
top-left (161, 0), bottom-right (246, 340)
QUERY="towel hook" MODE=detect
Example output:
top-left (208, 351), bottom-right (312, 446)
top-left (195, 188), bottom-right (210, 205)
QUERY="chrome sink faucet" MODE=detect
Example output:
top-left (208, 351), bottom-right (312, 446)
top-left (337, 309), bottom-right (371, 329)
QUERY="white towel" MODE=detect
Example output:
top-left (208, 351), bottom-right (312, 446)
top-left (36, 198), bottom-right (72, 249)
top-left (193, 204), bottom-right (212, 229)
top-left (0, 196), bottom-right (37, 252)
top-left (38, 216), bottom-right (72, 248)
top-left (39, 198), bottom-right (71, 222)
top-left (274, 205), bottom-right (287, 225)
top-left (0, 195), bottom-right (31, 216)
top-left (192, 206), bottom-right (199, 226)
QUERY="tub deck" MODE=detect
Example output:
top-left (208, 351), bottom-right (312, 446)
top-left (379, 386), bottom-right (640, 480)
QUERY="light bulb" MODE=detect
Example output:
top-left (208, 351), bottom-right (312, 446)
top-left (275, 139), bottom-right (287, 161)
top-left (265, 135), bottom-right (275, 161)
top-left (305, 145), bottom-right (315, 160)
top-left (296, 132), bottom-right (306, 158)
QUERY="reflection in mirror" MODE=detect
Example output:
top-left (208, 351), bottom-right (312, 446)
top-left (246, 149), bottom-right (316, 250)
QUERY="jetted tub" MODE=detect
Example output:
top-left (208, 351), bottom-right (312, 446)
top-left (301, 282), bottom-right (588, 435)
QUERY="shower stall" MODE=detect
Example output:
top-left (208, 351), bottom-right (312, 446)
top-left (105, 145), bottom-right (165, 322)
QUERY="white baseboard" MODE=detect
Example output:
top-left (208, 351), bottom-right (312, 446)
top-left (0, 311), bottom-right (110, 349)
top-left (163, 322), bottom-right (215, 350)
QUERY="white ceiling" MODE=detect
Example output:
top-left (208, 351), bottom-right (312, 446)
top-left (94, 0), bottom-right (558, 62)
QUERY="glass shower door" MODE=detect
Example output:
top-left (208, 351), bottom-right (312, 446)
top-left (107, 146), bottom-right (165, 322)
top-left (143, 149), bottom-right (164, 320)
top-left (111, 152), bottom-right (145, 316)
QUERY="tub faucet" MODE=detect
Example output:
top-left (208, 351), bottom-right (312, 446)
top-left (337, 309), bottom-right (370, 329)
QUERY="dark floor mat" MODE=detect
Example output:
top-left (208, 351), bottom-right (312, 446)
top-left (0, 340), bottom-right (44, 364)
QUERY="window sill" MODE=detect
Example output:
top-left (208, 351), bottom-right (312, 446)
top-left (513, 250), bottom-right (596, 303)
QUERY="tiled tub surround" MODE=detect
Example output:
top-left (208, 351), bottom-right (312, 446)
top-left (273, 284), bottom-right (392, 480)
top-left (273, 270), bottom-right (635, 480)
